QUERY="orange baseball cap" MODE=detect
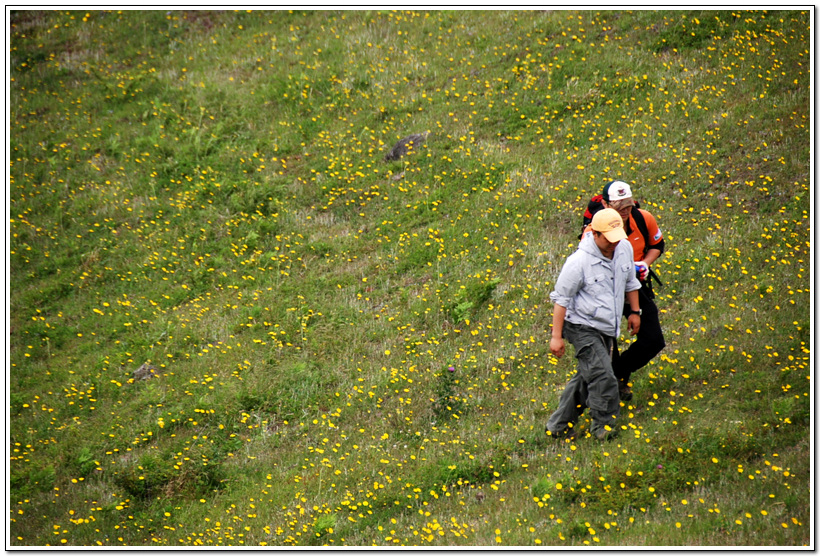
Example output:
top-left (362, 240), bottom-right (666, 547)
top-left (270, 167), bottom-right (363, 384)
top-left (591, 208), bottom-right (628, 242)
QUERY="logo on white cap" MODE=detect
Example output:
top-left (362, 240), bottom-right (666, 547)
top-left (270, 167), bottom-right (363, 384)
top-left (608, 181), bottom-right (632, 201)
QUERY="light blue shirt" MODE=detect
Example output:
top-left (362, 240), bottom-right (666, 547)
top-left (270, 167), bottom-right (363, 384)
top-left (550, 232), bottom-right (642, 337)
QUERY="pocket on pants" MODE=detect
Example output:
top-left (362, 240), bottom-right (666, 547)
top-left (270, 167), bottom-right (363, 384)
top-left (587, 371), bottom-right (618, 414)
top-left (575, 342), bottom-right (617, 414)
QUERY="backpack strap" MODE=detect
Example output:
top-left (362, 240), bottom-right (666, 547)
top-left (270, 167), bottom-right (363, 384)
top-left (629, 205), bottom-right (651, 258)
top-left (629, 206), bottom-right (664, 291)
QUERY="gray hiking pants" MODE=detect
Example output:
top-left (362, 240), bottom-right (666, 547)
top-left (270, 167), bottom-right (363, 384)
top-left (546, 322), bottom-right (620, 437)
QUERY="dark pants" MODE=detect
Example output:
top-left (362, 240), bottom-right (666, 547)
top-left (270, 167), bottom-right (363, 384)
top-left (612, 285), bottom-right (665, 384)
top-left (546, 322), bottom-right (620, 437)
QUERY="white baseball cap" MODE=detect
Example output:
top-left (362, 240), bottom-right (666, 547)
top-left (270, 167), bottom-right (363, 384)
top-left (602, 180), bottom-right (633, 203)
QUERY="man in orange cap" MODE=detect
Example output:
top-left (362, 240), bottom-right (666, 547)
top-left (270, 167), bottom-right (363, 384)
top-left (546, 208), bottom-right (642, 441)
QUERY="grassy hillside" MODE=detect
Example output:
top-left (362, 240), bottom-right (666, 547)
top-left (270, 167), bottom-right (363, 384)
top-left (9, 9), bottom-right (811, 547)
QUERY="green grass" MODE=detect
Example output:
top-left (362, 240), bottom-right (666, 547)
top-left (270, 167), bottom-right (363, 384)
top-left (9, 9), bottom-right (811, 547)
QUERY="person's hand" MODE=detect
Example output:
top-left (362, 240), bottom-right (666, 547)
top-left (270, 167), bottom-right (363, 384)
top-left (550, 337), bottom-right (565, 358)
top-left (635, 261), bottom-right (649, 281)
top-left (628, 314), bottom-right (641, 335)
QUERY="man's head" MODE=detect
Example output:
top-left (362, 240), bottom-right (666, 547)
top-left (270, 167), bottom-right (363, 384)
top-left (602, 180), bottom-right (634, 221)
top-left (591, 207), bottom-right (627, 243)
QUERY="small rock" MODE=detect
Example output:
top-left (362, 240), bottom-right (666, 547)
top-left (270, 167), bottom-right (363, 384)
top-left (133, 363), bottom-right (158, 381)
top-left (384, 132), bottom-right (429, 161)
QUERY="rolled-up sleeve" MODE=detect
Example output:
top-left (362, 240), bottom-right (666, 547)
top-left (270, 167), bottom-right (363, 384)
top-left (625, 271), bottom-right (642, 293)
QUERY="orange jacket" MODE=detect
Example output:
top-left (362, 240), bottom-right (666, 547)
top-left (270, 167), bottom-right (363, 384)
top-left (583, 208), bottom-right (664, 262)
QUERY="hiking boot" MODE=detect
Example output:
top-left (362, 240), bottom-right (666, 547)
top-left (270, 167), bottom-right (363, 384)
top-left (619, 381), bottom-right (633, 402)
top-left (545, 428), bottom-right (563, 440)
top-left (546, 427), bottom-right (577, 442)
top-left (594, 426), bottom-right (619, 442)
